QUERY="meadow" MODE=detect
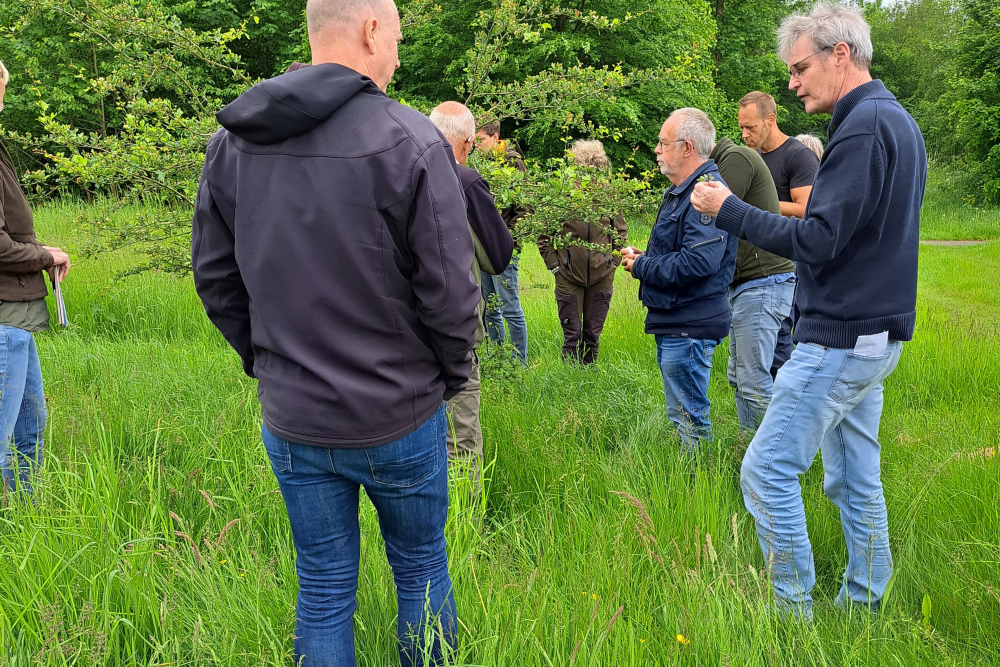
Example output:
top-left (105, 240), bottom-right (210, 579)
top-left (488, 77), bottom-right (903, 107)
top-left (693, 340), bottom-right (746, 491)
top-left (0, 183), bottom-right (998, 666)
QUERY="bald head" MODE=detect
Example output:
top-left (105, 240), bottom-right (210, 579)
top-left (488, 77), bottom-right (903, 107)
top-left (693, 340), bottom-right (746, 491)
top-left (430, 101), bottom-right (476, 165)
top-left (306, 0), bottom-right (401, 92)
top-left (307, 0), bottom-right (394, 35)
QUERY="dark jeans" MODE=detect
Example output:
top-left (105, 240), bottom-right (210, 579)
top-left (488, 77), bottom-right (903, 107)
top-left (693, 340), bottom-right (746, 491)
top-left (262, 405), bottom-right (455, 667)
top-left (554, 274), bottom-right (614, 364)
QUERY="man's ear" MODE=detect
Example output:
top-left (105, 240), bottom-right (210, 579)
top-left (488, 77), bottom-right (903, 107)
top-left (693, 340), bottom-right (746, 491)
top-left (767, 112), bottom-right (777, 127)
top-left (362, 16), bottom-right (379, 55)
top-left (833, 41), bottom-right (851, 67)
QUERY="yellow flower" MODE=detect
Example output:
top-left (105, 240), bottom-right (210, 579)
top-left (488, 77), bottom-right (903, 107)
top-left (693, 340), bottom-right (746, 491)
top-left (581, 591), bottom-right (588, 596)
top-left (220, 559), bottom-right (227, 564)
top-left (239, 573), bottom-right (246, 577)
top-left (639, 639), bottom-right (646, 644)
top-left (676, 634), bottom-right (690, 646)
top-left (591, 593), bottom-right (598, 601)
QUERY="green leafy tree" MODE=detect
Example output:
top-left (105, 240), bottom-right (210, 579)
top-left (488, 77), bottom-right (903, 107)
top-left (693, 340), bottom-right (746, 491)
top-left (947, 0), bottom-right (1000, 204)
top-left (9, 0), bottom-right (250, 274)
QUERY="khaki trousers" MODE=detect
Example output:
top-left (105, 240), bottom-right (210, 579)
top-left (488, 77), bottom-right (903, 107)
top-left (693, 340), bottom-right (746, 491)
top-left (446, 352), bottom-right (482, 498)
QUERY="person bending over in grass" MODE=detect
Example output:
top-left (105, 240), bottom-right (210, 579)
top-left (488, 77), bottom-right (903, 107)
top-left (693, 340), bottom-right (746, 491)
top-left (429, 101), bottom-right (513, 500)
top-left (537, 140), bottom-right (626, 365)
top-left (692, 2), bottom-right (926, 619)
top-left (191, 0), bottom-right (481, 664)
top-left (620, 109), bottom-right (737, 456)
top-left (0, 60), bottom-right (71, 496)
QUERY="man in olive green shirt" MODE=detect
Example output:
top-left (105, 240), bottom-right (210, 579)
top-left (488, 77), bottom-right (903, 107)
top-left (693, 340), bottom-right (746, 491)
top-left (709, 137), bottom-right (795, 429)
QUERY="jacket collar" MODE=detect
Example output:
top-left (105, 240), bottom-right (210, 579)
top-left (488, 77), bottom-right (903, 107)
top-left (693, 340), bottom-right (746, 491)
top-left (666, 159), bottom-right (719, 199)
top-left (829, 79), bottom-right (895, 136)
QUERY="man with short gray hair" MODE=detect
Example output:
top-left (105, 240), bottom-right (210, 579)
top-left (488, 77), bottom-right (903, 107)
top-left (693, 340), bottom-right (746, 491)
top-left (692, 2), bottom-right (926, 618)
top-left (192, 0), bottom-right (480, 663)
top-left (429, 101), bottom-right (513, 498)
top-left (621, 108), bottom-right (737, 455)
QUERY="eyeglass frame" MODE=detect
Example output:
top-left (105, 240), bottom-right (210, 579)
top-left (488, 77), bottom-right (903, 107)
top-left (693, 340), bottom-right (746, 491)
top-left (655, 138), bottom-right (690, 151)
top-left (466, 135), bottom-right (476, 155)
top-left (788, 45), bottom-right (833, 79)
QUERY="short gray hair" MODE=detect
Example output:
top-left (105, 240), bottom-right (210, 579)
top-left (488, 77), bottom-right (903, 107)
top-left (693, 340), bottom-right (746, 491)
top-left (795, 134), bottom-right (824, 160)
top-left (306, 0), bottom-right (394, 35)
top-left (777, 2), bottom-right (873, 71)
top-left (429, 101), bottom-right (475, 145)
top-left (0, 61), bottom-right (8, 86)
top-left (669, 108), bottom-right (715, 159)
top-left (569, 139), bottom-right (611, 170)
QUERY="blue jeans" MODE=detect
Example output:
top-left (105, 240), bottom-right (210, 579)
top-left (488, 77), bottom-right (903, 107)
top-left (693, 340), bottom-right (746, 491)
top-left (481, 255), bottom-right (527, 362)
top-left (655, 335), bottom-right (720, 455)
top-left (262, 405), bottom-right (456, 667)
top-left (741, 341), bottom-right (902, 617)
top-left (0, 325), bottom-right (46, 493)
top-left (728, 281), bottom-right (794, 430)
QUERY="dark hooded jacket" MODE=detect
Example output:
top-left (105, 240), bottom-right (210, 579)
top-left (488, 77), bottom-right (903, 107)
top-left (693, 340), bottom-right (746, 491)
top-left (192, 63), bottom-right (481, 449)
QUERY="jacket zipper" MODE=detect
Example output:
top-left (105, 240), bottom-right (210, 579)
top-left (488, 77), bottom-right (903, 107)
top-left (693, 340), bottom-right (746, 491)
top-left (689, 235), bottom-right (724, 250)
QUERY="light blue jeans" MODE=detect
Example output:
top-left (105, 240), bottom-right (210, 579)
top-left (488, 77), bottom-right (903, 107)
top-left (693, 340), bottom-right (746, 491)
top-left (728, 281), bottom-right (795, 430)
top-left (655, 335), bottom-right (720, 455)
top-left (741, 340), bottom-right (902, 617)
top-left (0, 325), bottom-right (46, 494)
top-left (481, 255), bottom-right (527, 362)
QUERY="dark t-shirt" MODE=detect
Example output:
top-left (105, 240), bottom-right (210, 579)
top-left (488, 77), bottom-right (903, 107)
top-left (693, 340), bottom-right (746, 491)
top-left (760, 137), bottom-right (820, 203)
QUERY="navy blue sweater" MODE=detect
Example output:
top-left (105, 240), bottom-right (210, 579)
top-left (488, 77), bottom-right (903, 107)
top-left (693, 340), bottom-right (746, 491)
top-left (715, 80), bottom-right (926, 349)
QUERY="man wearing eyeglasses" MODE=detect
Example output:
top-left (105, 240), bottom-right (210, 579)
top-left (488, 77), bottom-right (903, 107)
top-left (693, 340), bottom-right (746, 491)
top-left (429, 101), bottom-right (514, 499)
top-left (691, 3), bottom-right (927, 619)
top-left (621, 108), bottom-right (737, 457)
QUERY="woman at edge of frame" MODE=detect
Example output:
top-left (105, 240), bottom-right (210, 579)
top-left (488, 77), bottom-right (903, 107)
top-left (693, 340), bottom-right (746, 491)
top-left (0, 59), bottom-right (71, 494)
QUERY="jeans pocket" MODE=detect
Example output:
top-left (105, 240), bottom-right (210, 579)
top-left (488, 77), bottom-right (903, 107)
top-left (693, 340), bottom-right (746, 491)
top-left (365, 414), bottom-right (443, 488)
top-left (828, 351), bottom-right (897, 404)
top-left (261, 426), bottom-right (293, 474)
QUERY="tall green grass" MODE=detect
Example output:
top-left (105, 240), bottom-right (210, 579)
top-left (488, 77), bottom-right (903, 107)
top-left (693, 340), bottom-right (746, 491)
top-left (0, 196), bottom-right (998, 665)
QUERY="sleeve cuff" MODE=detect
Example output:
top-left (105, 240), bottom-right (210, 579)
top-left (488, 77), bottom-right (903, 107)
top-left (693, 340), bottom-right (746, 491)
top-left (631, 255), bottom-right (646, 280)
top-left (715, 195), bottom-right (750, 236)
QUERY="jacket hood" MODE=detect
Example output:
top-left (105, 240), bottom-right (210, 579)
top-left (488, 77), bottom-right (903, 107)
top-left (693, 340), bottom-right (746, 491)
top-left (216, 63), bottom-right (379, 145)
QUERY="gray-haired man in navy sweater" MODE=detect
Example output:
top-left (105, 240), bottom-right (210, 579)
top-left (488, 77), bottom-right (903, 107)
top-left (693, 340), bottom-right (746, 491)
top-left (692, 3), bottom-right (926, 618)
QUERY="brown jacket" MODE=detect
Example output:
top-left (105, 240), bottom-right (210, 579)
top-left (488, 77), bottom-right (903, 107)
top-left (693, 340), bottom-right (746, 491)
top-left (0, 142), bottom-right (53, 301)
top-left (538, 213), bottom-right (627, 288)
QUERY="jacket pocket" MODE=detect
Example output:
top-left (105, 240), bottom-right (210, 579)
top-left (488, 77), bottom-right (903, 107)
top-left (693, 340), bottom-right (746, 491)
top-left (688, 235), bottom-right (724, 250)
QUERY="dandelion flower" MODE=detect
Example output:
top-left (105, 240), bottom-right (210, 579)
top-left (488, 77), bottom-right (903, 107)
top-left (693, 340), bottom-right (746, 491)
top-left (591, 593), bottom-right (598, 600)
top-left (220, 559), bottom-right (227, 564)
top-left (676, 634), bottom-right (690, 646)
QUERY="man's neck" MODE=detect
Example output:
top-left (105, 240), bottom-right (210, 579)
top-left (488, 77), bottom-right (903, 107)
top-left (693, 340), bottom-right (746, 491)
top-left (310, 37), bottom-right (373, 81)
top-left (668, 159), bottom-right (707, 187)
top-left (761, 128), bottom-right (790, 154)
top-left (831, 69), bottom-right (874, 111)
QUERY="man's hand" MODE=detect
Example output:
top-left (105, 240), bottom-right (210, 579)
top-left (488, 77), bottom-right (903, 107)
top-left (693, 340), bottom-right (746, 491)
top-left (43, 246), bottom-right (70, 281)
top-left (691, 181), bottom-right (734, 219)
top-left (620, 247), bottom-right (643, 273)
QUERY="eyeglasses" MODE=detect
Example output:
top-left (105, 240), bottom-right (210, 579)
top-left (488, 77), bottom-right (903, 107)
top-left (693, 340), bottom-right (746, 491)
top-left (655, 139), bottom-right (688, 150)
top-left (788, 46), bottom-right (832, 78)
top-left (466, 135), bottom-right (476, 155)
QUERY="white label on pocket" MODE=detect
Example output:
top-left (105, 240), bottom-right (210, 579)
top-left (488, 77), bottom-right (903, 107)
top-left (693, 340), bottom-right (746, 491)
top-left (853, 331), bottom-right (888, 357)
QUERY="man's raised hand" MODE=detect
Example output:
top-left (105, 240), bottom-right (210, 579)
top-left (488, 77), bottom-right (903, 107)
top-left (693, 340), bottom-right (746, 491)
top-left (691, 180), bottom-right (733, 219)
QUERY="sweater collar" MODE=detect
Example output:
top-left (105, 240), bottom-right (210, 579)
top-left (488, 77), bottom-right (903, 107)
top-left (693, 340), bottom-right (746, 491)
top-left (667, 159), bottom-right (719, 198)
top-left (829, 79), bottom-right (894, 136)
